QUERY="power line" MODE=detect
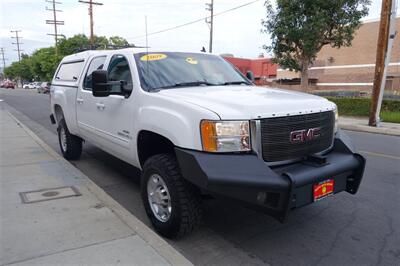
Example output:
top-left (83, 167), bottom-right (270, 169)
top-left (127, 0), bottom-right (261, 40)
top-left (46, 0), bottom-right (64, 57)
top-left (206, 0), bottom-right (214, 53)
top-left (78, 0), bottom-right (103, 45)
top-left (10, 30), bottom-right (23, 61)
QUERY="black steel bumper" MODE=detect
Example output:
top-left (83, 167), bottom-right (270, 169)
top-left (175, 130), bottom-right (365, 222)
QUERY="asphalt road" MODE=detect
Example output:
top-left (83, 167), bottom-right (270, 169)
top-left (1, 88), bottom-right (399, 266)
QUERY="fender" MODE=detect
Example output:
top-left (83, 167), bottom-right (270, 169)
top-left (129, 94), bottom-right (219, 168)
top-left (136, 106), bottom-right (203, 151)
top-left (51, 83), bottom-right (80, 135)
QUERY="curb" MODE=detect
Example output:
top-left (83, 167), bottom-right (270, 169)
top-left (339, 123), bottom-right (400, 137)
top-left (6, 110), bottom-right (193, 266)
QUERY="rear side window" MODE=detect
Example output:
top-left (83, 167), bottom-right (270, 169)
top-left (84, 56), bottom-right (106, 90)
top-left (55, 60), bottom-right (84, 81)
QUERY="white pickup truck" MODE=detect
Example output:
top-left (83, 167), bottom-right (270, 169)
top-left (50, 49), bottom-right (365, 238)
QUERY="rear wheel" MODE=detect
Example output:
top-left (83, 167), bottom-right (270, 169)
top-left (141, 154), bottom-right (202, 238)
top-left (57, 118), bottom-right (82, 160)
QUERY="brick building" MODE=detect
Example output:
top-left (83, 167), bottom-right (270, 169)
top-left (223, 56), bottom-right (277, 85)
top-left (277, 17), bottom-right (400, 92)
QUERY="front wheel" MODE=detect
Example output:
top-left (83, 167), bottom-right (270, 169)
top-left (57, 118), bottom-right (82, 160)
top-left (141, 154), bottom-right (202, 239)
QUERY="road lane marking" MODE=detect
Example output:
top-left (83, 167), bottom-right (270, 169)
top-left (359, 150), bottom-right (400, 160)
top-left (0, 99), bottom-right (3, 102)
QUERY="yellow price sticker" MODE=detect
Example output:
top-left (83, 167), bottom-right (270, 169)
top-left (140, 53), bottom-right (167, 61)
top-left (186, 57), bottom-right (198, 65)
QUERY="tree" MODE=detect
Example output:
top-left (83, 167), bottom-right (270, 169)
top-left (263, 0), bottom-right (370, 91)
top-left (3, 63), bottom-right (17, 80)
top-left (109, 36), bottom-right (129, 47)
top-left (30, 47), bottom-right (59, 81)
top-left (3, 34), bottom-right (132, 82)
top-left (58, 34), bottom-right (90, 55)
top-left (57, 34), bottom-right (130, 53)
top-left (3, 56), bottom-right (34, 81)
top-left (93, 36), bottom-right (109, 49)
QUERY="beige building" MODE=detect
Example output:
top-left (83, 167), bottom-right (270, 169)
top-left (277, 17), bottom-right (400, 92)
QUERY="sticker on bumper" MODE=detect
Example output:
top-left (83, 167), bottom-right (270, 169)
top-left (313, 179), bottom-right (334, 201)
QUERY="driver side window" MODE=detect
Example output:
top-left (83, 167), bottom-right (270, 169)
top-left (84, 56), bottom-right (106, 91)
top-left (108, 55), bottom-right (133, 96)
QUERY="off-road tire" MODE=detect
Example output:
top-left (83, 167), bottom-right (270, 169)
top-left (141, 153), bottom-right (202, 239)
top-left (57, 118), bottom-right (82, 160)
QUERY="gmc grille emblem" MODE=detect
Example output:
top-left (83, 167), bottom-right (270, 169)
top-left (290, 127), bottom-right (321, 143)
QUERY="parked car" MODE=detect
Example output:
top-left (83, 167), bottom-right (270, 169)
top-left (2, 80), bottom-right (15, 89)
top-left (34, 82), bottom-right (42, 89)
top-left (50, 49), bottom-right (366, 239)
top-left (24, 82), bottom-right (35, 89)
top-left (38, 82), bottom-right (51, 93)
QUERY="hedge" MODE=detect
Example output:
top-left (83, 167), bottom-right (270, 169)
top-left (326, 97), bottom-right (400, 123)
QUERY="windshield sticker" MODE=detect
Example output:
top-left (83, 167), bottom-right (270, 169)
top-left (185, 57), bottom-right (198, 65)
top-left (140, 54), bottom-right (167, 61)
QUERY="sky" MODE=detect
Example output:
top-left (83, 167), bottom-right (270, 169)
top-left (0, 0), bottom-right (390, 67)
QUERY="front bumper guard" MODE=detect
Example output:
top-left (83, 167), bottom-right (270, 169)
top-left (175, 130), bottom-right (365, 222)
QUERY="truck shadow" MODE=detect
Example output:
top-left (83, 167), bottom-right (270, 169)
top-left (36, 121), bottom-right (382, 266)
top-left (78, 142), bottom-right (384, 266)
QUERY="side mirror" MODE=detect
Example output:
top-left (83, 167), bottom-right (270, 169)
top-left (246, 70), bottom-right (255, 83)
top-left (92, 70), bottom-right (110, 97)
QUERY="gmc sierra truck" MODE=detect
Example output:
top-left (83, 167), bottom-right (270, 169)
top-left (50, 49), bottom-right (365, 238)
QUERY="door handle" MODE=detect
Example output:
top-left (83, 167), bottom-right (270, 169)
top-left (96, 103), bottom-right (106, 110)
top-left (77, 98), bottom-right (84, 104)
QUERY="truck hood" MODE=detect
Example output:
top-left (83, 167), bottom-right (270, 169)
top-left (158, 86), bottom-right (336, 120)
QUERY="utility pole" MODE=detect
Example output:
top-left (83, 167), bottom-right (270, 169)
top-left (369, 0), bottom-right (397, 126)
top-left (10, 30), bottom-right (23, 61)
top-left (78, 0), bottom-right (103, 46)
top-left (0, 48), bottom-right (7, 71)
top-left (46, 0), bottom-right (64, 57)
top-left (206, 0), bottom-right (214, 53)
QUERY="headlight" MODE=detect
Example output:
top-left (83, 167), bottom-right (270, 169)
top-left (334, 106), bottom-right (339, 132)
top-left (200, 120), bottom-right (251, 152)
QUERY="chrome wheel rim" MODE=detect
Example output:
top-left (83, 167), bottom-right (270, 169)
top-left (60, 128), bottom-right (67, 152)
top-left (147, 174), bottom-right (172, 222)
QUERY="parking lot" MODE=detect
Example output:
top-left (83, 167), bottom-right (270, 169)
top-left (1, 88), bottom-right (399, 266)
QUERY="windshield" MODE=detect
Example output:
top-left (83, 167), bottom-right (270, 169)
top-left (134, 52), bottom-right (252, 91)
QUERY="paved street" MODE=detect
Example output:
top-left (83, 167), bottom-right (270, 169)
top-left (1, 88), bottom-right (399, 266)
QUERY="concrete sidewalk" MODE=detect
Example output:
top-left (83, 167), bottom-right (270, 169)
top-left (0, 108), bottom-right (192, 266)
top-left (339, 116), bottom-right (400, 136)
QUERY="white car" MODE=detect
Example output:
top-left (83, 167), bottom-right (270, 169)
top-left (50, 49), bottom-right (365, 238)
top-left (23, 82), bottom-right (35, 89)
top-left (24, 82), bottom-right (41, 89)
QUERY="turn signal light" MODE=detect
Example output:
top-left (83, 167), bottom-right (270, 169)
top-left (201, 121), bottom-right (218, 152)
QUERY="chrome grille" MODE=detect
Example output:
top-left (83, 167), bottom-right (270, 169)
top-left (260, 111), bottom-right (334, 162)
